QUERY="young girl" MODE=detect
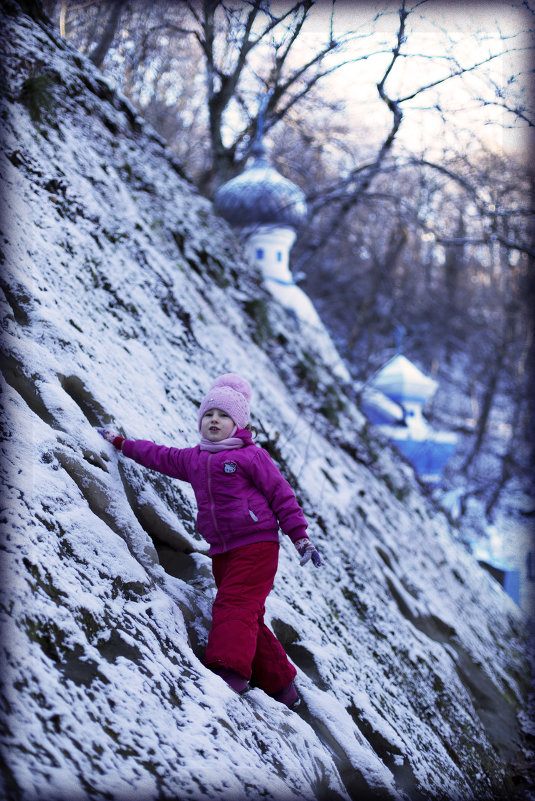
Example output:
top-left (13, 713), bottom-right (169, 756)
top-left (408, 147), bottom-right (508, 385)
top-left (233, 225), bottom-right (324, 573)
top-left (98, 373), bottom-right (322, 708)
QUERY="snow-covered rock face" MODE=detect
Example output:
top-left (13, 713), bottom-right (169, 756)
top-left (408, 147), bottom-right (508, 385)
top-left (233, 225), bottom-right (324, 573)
top-left (0, 5), bottom-right (530, 801)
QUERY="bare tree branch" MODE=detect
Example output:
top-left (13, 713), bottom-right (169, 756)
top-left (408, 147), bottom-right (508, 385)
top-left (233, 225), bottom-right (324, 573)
top-left (293, 1), bottom-right (409, 267)
top-left (397, 48), bottom-right (529, 105)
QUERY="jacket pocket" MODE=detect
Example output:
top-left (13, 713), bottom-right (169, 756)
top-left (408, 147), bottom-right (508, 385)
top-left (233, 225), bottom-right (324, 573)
top-left (246, 500), bottom-right (277, 530)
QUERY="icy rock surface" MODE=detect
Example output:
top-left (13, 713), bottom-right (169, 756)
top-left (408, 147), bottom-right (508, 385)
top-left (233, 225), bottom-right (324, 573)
top-left (0, 5), bottom-right (530, 801)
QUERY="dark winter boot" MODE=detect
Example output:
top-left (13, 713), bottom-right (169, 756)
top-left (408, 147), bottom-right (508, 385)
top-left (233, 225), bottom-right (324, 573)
top-left (213, 666), bottom-right (249, 694)
top-left (270, 681), bottom-right (299, 708)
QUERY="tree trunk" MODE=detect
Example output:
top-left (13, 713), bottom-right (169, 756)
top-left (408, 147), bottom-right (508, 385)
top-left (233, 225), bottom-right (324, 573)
top-left (347, 227), bottom-right (407, 354)
top-left (89, 0), bottom-right (125, 70)
top-left (462, 310), bottom-right (513, 474)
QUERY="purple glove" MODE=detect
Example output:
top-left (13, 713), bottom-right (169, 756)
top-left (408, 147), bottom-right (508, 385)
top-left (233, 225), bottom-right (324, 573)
top-left (97, 428), bottom-right (125, 450)
top-left (294, 537), bottom-right (323, 568)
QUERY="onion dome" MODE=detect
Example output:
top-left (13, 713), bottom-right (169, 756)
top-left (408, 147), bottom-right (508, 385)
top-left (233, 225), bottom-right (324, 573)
top-left (213, 139), bottom-right (307, 229)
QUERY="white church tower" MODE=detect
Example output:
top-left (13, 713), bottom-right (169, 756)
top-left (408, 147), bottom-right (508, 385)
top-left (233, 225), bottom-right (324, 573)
top-left (213, 124), bottom-right (324, 329)
top-left (213, 101), bottom-right (350, 382)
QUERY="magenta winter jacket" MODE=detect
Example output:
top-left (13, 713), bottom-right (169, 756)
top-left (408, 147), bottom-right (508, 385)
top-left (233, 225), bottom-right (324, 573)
top-left (122, 429), bottom-right (308, 555)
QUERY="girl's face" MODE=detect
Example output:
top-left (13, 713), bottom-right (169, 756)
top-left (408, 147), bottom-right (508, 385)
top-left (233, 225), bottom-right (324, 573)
top-left (201, 408), bottom-right (235, 442)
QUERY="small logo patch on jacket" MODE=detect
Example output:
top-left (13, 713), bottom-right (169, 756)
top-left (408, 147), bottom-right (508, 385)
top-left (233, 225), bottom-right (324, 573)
top-left (223, 461), bottom-right (237, 474)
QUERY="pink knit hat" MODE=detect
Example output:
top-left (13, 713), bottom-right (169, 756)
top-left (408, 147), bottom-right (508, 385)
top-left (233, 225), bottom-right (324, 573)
top-left (198, 373), bottom-right (252, 431)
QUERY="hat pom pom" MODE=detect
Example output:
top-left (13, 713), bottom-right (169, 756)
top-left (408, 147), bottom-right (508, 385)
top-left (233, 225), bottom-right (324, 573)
top-left (209, 373), bottom-right (252, 403)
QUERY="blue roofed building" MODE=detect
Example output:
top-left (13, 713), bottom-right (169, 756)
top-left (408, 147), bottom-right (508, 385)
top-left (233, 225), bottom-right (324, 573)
top-left (361, 354), bottom-right (457, 485)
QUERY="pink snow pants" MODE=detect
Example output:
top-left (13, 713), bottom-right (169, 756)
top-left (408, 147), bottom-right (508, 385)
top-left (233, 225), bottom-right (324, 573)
top-left (205, 541), bottom-right (297, 694)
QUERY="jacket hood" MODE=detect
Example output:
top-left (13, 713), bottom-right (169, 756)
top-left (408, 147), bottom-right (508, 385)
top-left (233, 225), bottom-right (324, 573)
top-left (236, 428), bottom-right (254, 446)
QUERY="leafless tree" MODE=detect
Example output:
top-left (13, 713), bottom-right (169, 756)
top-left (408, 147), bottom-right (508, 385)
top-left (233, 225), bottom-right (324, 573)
top-left (42, 0), bottom-right (534, 519)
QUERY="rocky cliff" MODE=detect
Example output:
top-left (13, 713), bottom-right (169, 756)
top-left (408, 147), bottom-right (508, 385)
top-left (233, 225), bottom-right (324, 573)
top-left (0, 4), bottom-right (530, 800)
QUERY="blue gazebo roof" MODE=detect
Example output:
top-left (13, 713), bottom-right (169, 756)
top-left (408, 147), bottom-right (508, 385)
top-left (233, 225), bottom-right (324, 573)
top-left (370, 355), bottom-right (438, 404)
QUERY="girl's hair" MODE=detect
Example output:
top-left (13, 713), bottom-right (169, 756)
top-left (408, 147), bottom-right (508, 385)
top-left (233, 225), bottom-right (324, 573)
top-left (245, 423), bottom-right (258, 439)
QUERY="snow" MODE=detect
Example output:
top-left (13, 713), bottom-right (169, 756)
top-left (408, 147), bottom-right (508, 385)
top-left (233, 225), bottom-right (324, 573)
top-left (0, 6), bottom-right (531, 801)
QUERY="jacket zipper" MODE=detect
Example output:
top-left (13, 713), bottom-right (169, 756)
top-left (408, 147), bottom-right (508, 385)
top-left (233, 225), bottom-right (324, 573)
top-left (207, 453), bottom-right (225, 549)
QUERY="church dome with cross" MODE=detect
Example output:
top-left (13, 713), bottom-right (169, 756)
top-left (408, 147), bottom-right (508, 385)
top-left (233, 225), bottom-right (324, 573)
top-left (213, 139), bottom-right (307, 230)
top-left (211, 107), bottom-right (350, 386)
top-left (212, 130), bottom-right (317, 329)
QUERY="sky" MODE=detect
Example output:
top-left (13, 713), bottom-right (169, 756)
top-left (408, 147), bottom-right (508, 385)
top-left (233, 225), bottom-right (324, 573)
top-left (286, 0), bottom-right (534, 158)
